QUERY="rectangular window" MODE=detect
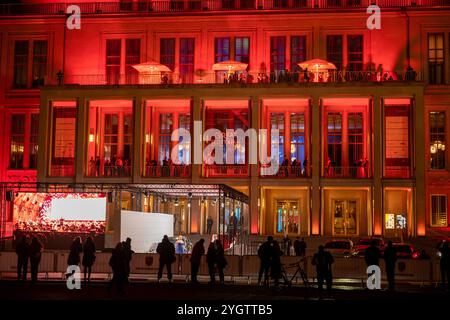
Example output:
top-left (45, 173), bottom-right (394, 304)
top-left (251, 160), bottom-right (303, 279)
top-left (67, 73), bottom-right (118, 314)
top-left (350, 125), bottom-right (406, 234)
top-left (32, 40), bottom-right (47, 88)
top-left (348, 112), bottom-right (364, 171)
top-left (178, 113), bottom-right (191, 164)
top-left (290, 113), bottom-right (305, 166)
top-left (431, 195), bottom-right (447, 227)
top-left (13, 41), bottom-right (29, 89)
top-left (10, 114), bottom-right (25, 169)
top-left (160, 38), bottom-right (176, 72)
top-left (235, 37), bottom-right (250, 64)
top-left (326, 112), bottom-right (343, 174)
top-left (125, 39), bottom-right (140, 84)
top-left (270, 36), bottom-right (286, 72)
top-left (327, 35), bottom-right (343, 71)
top-left (214, 38), bottom-right (230, 63)
top-left (29, 113), bottom-right (39, 169)
top-left (51, 106), bottom-right (76, 177)
top-left (106, 39), bottom-right (121, 85)
top-left (290, 36), bottom-right (306, 72)
top-left (270, 113), bottom-right (285, 164)
top-left (347, 35), bottom-right (363, 72)
top-left (429, 111), bottom-right (446, 169)
top-left (180, 38), bottom-right (195, 83)
top-left (104, 114), bottom-right (119, 163)
top-left (159, 113), bottom-right (173, 163)
top-left (428, 33), bottom-right (445, 85)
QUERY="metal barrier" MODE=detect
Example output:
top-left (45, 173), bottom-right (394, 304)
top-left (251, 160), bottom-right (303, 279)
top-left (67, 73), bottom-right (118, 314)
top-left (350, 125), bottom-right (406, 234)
top-left (0, 251), bottom-right (54, 274)
top-left (241, 255), bottom-right (260, 277)
top-left (130, 253), bottom-right (161, 274)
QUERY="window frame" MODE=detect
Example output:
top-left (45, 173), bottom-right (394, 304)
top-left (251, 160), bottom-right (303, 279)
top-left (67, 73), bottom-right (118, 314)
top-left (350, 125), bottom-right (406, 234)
top-left (430, 194), bottom-right (448, 227)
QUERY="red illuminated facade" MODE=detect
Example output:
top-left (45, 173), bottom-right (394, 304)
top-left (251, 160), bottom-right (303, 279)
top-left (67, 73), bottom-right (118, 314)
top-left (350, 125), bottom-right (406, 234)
top-left (1, 0), bottom-right (450, 245)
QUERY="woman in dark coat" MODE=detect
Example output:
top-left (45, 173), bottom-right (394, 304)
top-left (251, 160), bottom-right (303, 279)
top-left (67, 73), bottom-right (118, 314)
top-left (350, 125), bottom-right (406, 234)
top-left (82, 237), bottom-right (96, 282)
top-left (206, 242), bottom-right (217, 284)
top-left (214, 239), bottom-right (227, 285)
top-left (29, 237), bottom-right (43, 283)
top-left (68, 237), bottom-right (83, 266)
top-left (108, 242), bottom-right (127, 293)
top-left (271, 240), bottom-right (283, 286)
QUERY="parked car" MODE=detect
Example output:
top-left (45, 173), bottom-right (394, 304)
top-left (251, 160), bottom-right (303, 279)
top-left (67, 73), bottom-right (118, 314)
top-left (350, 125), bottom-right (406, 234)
top-left (323, 239), bottom-right (355, 258)
top-left (354, 237), bottom-right (385, 256)
top-left (392, 243), bottom-right (420, 259)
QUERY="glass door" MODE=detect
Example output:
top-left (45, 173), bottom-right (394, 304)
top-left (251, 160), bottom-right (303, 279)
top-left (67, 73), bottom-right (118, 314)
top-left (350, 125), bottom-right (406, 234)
top-left (333, 200), bottom-right (357, 235)
top-left (276, 200), bottom-right (300, 235)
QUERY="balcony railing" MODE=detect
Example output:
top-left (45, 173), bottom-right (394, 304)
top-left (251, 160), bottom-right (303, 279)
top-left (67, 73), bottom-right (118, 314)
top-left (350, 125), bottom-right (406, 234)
top-left (144, 164), bottom-right (191, 178)
top-left (323, 166), bottom-right (371, 178)
top-left (87, 165), bottom-right (132, 177)
top-left (204, 164), bottom-right (249, 177)
top-left (1, 0), bottom-right (449, 16)
top-left (50, 165), bottom-right (75, 177)
top-left (384, 166), bottom-right (411, 178)
top-left (54, 70), bottom-right (421, 87)
top-left (260, 164), bottom-right (310, 177)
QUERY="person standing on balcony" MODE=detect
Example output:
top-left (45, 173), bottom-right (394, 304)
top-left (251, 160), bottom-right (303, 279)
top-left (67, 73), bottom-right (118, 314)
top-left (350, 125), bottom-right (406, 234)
top-left (89, 157), bottom-right (96, 176)
top-left (95, 156), bottom-right (101, 177)
top-left (302, 157), bottom-right (308, 176)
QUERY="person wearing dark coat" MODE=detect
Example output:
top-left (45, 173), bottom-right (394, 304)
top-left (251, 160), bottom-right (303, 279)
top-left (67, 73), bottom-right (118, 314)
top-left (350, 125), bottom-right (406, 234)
top-left (437, 240), bottom-right (450, 291)
top-left (82, 237), bottom-right (96, 282)
top-left (122, 237), bottom-right (134, 281)
top-left (29, 237), bottom-right (43, 283)
top-left (364, 240), bottom-right (382, 266)
top-left (156, 235), bottom-right (176, 282)
top-left (108, 242), bottom-right (127, 293)
top-left (258, 236), bottom-right (273, 286)
top-left (15, 236), bottom-right (30, 281)
top-left (215, 239), bottom-right (227, 285)
top-left (270, 240), bottom-right (283, 286)
top-left (190, 239), bottom-right (205, 284)
top-left (283, 235), bottom-right (292, 256)
top-left (67, 237), bottom-right (83, 266)
top-left (312, 245), bottom-right (334, 298)
top-left (206, 242), bottom-right (217, 284)
top-left (383, 241), bottom-right (397, 291)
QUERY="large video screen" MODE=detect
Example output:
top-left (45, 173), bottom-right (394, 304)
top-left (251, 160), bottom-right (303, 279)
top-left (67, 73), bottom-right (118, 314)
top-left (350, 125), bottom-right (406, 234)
top-left (49, 196), bottom-right (106, 221)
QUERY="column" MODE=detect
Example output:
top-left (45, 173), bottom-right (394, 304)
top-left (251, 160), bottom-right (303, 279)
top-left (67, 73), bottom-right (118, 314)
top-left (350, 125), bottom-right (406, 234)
top-left (37, 95), bottom-right (50, 182)
top-left (311, 96), bottom-right (321, 235)
top-left (372, 95), bottom-right (383, 236)
top-left (133, 96), bottom-right (143, 181)
top-left (414, 93), bottom-right (426, 236)
top-left (75, 96), bottom-right (88, 182)
top-left (191, 96), bottom-right (202, 182)
top-left (23, 113), bottom-right (31, 169)
top-left (250, 96), bottom-right (260, 234)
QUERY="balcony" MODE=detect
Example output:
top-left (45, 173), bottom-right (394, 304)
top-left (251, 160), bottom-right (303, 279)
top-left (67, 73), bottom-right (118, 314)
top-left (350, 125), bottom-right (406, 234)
top-left (144, 164), bottom-right (191, 178)
top-left (1, 0), bottom-right (449, 16)
top-left (260, 164), bottom-right (310, 178)
top-left (204, 164), bottom-right (249, 177)
top-left (323, 166), bottom-right (371, 178)
top-left (54, 70), bottom-right (421, 87)
top-left (87, 165), bottom-right (132, 177)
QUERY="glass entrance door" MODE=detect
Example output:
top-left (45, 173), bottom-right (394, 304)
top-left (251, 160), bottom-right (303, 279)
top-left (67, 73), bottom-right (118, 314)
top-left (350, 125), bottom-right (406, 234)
top-left (276, 200), bottom-right (300, 235)
top-left (333, 200), bottom-right (357, 235)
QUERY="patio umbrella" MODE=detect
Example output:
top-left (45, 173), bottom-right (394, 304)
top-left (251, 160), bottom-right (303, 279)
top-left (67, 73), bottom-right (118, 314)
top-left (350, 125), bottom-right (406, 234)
top-left (298, 59), bottom-right (336, 73)
top-left (212, 60), bottom-right (248, 72)
top-left (132, 61), bottom-right (171, 73)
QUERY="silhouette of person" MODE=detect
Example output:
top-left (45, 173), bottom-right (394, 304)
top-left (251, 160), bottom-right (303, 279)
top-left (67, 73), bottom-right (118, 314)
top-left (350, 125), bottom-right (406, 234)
top-left (364, 240), bottom-right (381, 267)
top-left (29, 237), bottom-right (43, 283)
top-left (206, 216), bottom-right (214, 234)
top-left (82, 236), bottom-right (96, 283)
top-left (68, 237), bottom-right (83, 267)
top-left (108, 242), bottom-right (127, 294)
top-left (206, 242), bottom-right (217, 284)
top-left (258, 236), bottom-right (273, 286)
top-left (122, 237), bottom-right (134, 281)
top-left (312, 245), bottom-right (334, 298)
top-left (383, 241), bottom-right (397, 291)
top-left (15, 235), bottom-right (30, 281)
top-left (271, 240), bottom-right (283, 287)
top-left (190, 239), bottom-right (205, 284)
top-left (437, 240), bottom-right (450, 291)
top-left (283, 235), bottom-right (292, 256)
top-left (215, 239), bottom-right (227, 285)
top-left (156, 235), bottom-right (176, 282)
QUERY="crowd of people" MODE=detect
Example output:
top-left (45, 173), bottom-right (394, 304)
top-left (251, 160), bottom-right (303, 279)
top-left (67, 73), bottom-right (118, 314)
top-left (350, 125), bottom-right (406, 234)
top-left (88, 156), bottom-right (132, 177)
top-left (15, 220), bottom-right (106, 234)
top-left (324, 157), bottom-right (369, 178)
top-left (144, 158), bottom-right (190, 177)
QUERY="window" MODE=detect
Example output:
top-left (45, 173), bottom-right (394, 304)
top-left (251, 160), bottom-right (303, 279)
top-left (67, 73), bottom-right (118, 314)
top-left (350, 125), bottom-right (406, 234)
top-left (10, 114), bottom-right (25, 169)
top-left (159, 113), bottom-right (173, 163)
top-left (106, 39), bottom-right (121, 84)
top-left (125, 39), bottom-right (141, 84)
top-left (290, 36), bottom-right (306, 72)
top-left (270, 113), bottom-right (285, 164)
top-left (327, 35), bottom-right (343, 70)
top-left (431, 195), bottom-right (447, 227)
top-left (160, 38), bottom-right (175, 71)
top-left (428, 33), bottom-right (444, 85)
top-left (270, 36), bottom-right (286, 72)
top-left (348, 112), bottom-right (364, 171)
top-left (235, 37), bottom-right (250, 64)
top-left (51, 106), bottom-right (76, 177)
top-left (347, 35), bottom-right (363, 72)
top-left (290, 113), bottom-right (305, 164)
top-left (104, 114), bottom-right (119, 163)
top-left (178, 113), bottom-right (191, 164)
top-left (429, 111), bottom-right (446, 169)
top-left (29, 114), bottom-right (39, 169)
top-left (215, 38), bottom-right (230, 63)
top-left (13, 40), bottom-right (48, 89)
top-left (180, 38), bottom-right (195, 83)
top-left (327, 112), bottom-right (343, 171)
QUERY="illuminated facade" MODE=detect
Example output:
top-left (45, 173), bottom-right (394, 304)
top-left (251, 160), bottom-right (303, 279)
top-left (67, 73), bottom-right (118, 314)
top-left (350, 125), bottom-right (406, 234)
top-left (1, 0), bottom-right (450, 246)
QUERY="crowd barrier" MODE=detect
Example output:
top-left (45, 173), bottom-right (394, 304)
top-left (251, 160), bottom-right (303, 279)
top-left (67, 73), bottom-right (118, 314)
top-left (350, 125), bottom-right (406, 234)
top-left (0, 251), bottom-right (444, 284)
